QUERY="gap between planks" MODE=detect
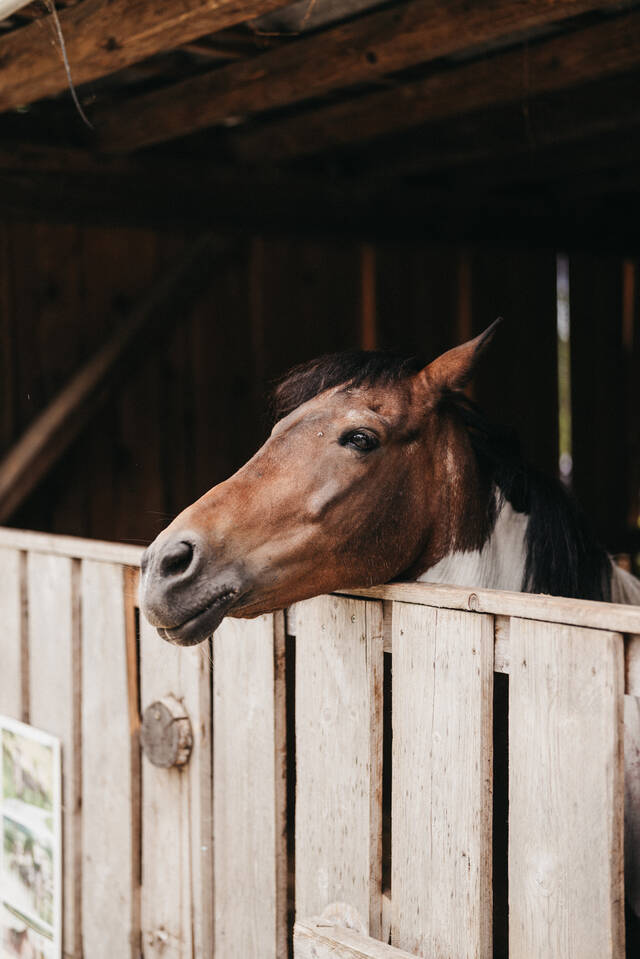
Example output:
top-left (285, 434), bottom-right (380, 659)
top-left (288, 605), bottom-right (640, 697)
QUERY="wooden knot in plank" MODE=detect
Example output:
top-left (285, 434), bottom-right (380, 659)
top-left (141, 695), bottom-right (192, 768)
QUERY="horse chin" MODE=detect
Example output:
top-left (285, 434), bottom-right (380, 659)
top-left (156, 588), bottom-right (240, 646)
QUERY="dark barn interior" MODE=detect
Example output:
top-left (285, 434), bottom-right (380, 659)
top-left (0, 0), bottom-right (638, 572)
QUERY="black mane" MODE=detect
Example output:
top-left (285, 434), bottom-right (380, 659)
top-left (272, 351), bottom-right (612, 602)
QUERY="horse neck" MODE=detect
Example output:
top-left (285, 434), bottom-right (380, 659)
top-left (416, 491), bottom-right (530, 592)
top-left (611, 563), bottom-right (640, 605)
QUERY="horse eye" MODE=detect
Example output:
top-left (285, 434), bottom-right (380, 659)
top-left (342, 430), bottom-right (379, 452)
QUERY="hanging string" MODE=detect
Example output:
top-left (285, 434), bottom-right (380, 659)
top-left (44, 0), bottom-right (93, 129)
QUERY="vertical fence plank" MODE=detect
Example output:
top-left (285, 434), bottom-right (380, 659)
top-left (509, 618), bottom-right (624, 959)
top-left (295, 595), bottom-right (384, 936)
top-left (81, 560), bottom-right (138, 959)
top-left (0, 546), bottom-right (24, 720)
top-left (139, 616), bottom-right (213, 959)
top-left (391, 604), bottom-right (493, 958)
top-left (213, 612), bottom-right (287, 959)
top-left (28, 553), bottom-right (81, 958)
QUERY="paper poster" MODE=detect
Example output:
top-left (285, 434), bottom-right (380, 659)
top-left (0, 717), bottom-right (61, 959)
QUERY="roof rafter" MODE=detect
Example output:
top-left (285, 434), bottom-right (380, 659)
top-left (96, 0), bottom-right (627, 152)
top-left (229, 6), bottom-right (640, 161)
top-left (0, 0), bottom-right (292, 113)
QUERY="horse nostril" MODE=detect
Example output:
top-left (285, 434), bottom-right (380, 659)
top-left (159, 540), bottom-right (195, 579)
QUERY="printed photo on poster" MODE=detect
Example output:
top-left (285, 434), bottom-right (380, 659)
top-left (0, 717), bottom-right (61, 959)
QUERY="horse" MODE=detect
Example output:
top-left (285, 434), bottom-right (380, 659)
top-left (140, 322), bottom-right (640, 936)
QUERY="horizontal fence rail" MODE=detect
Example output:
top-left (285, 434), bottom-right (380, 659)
top-left (0, 526), bottom-right (639, 957)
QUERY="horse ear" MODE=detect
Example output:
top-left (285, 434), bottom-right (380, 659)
top-left (417, 318), bottom-right (502, 395)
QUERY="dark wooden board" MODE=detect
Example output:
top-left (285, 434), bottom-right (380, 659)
top-left (470, 249), bottom-right (559, 478)
top-left (570, 255), bottom-right (628, 551)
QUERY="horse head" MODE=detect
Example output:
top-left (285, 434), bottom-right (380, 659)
top-left (140, 322), bottom-right (499, 645)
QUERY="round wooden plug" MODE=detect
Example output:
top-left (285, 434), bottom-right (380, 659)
top-left (140, 695), bottom-right (193, 768)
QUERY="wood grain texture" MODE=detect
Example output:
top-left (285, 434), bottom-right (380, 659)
top-left (295, 595), bottom-right (384, 937)
top-left (391, 603), bottom-right (493, 957)
top-left (232, 8), bottom-right (640, 161)
top-left (0, 526), bottom-right (144, 565)
top-left (97, 0), bottom-right (619, 151)
top-left (81, 560), bottom-right (138, 959)
top-left (0, 0), bottom-right (292, 114)
top-left (294, 916), bottom-right (419, 959)
top-left (213, 612), bottom-right (287, 959)
top-left (27, 553), bottom-right (81, 958)
top-left (0, 546), bottom-right (24, 720)
top-left (625, 693), bottom-right (640, 917)
top-left (139, 616), bottom-right (213, 958)
top-left (509, 618), bottom-right (625, 959)
top-left (339, 583), bottom-right (640, 634)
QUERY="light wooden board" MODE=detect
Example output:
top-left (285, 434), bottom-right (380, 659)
top-left (0, 525), bottom-right (143, 566)
top-left (139, 617), bottom-right (213, 958)
top-left (294, 916), bottom-right (419, 959)
top-left (0, 545), bottom-right (24, 720)
top-left (391, 604), bottom-right (493, 957)
top-left (27, 552), bottom-right (81, 958)
top-left (81, 560), bottom-right (138, 959)
top-left (213, 612), bottom-right (287, 959)
top-left (624, 693), bottom-right (640, 917)
top-left (2, 526), bottom-right (638, 634)
top-left (341, 582), bottom-right (640, 634)
top-left (295, 595), bottom-right (384, 937)
top-left (509, 618), bottom-right (625, 959)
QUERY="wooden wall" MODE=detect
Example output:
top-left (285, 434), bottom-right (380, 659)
top-left (0, 222), bottom-right (638, 563)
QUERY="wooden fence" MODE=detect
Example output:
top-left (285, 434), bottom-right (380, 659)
top-left (1, 526), bottom-right (639, 958)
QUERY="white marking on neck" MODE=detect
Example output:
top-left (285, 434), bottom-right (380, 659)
top-left (417, 495), bottom-right (529, 592)
top-left (611, 563), bottom-right (640, 605)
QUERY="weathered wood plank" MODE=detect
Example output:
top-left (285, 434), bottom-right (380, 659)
top-left (139, 616), bottom-right (212, 958)
top-left (391, 603), bottom-right (493, 956)
top-left (232, 9), bottom-right (640, 161)
top-left (294, 916), bottom-right (419, 959)
top-left (340, 582), bottom-right (640, 635)
top-left (0, 0), bottom-right (292, 114)
top-left (0, 546), bottom-right (25, 720)
top-left (509, 618), bottom-right (625, 959)
top-left (295, 595), bottom-right (384, 936)
top-left (0, 526), bottom-right (144, 565)
top-left (81, 560), bottom-right (138, 959)
top-left (213, 612), bottom-right (287, 959)
top-left (625, 692), bottom-right (640, 918)
top-left (97, 0), bottom-right (620, 151)
top-left (27, 553), bottom-right (81, 958)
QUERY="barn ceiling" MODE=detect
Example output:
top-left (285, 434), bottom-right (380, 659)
top-left (1, 0), bottom-right (639, 247)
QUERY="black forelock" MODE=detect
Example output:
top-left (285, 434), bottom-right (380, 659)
top-left (270, 350), bottom-right (423, 424)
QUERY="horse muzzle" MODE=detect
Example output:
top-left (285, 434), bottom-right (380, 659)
top-left (140, 531), bottom-right (243, 645)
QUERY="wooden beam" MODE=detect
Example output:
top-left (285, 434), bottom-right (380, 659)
top-left (0, 236), bottom-right (224, 522)
top-left (359, 71), bottom-right (640, 179)
top-left (94, 0), bottom-right (622, 152)
top-left (1, 146), bottom-right (639, 251)
top-left (0, 0), bottom-right (34, 18)
top-left (230, 8), bottom-right (640, 162)
top-left (0, 0), bottom-right (292, 114)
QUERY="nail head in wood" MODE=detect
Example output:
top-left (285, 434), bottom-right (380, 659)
top-left (141, 695), bottom-right (193, 768)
